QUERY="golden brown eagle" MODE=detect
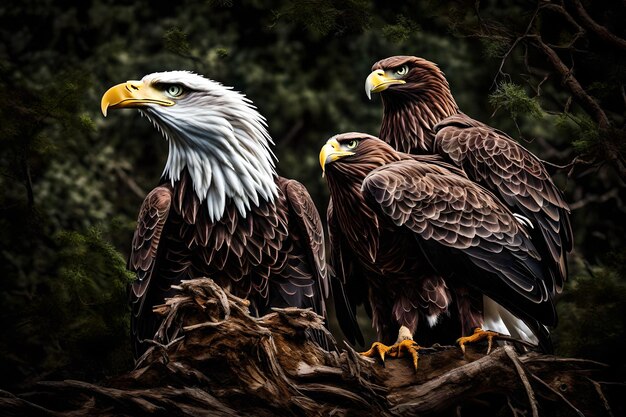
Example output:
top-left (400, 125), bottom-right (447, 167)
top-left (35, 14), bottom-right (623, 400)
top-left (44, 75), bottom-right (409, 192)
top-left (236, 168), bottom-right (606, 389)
top-left (321, 133), bottom-right (557, 362)
top-left (364, 56), bottom-right (571, 348)
top-left (101, 71), bottom-right (328, 358)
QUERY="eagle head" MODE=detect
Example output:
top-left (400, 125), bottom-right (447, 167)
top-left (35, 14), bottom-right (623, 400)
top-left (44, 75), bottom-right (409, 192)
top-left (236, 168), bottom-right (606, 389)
top-left (319, 132), bottom-right (400, 181)
top-left (365, 56), bottom-right (451, 100)
top-left (101, 71), bottom-right (278, 221)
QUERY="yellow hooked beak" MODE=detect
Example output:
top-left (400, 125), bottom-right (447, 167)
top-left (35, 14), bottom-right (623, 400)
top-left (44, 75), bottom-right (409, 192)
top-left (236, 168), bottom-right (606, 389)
top-left (101, 80), bottom-right (175, 116)
top-left (365, 69), bottom-right (406, 99)
top-left (319, 137), bottom-right (354, 174)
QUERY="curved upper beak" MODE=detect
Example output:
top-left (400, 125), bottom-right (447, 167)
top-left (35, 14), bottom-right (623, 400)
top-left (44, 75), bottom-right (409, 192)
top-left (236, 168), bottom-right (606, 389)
top-left (101, 80), bottom-right (174, 117)
top-left (319, 138), bottom-right (354, 174)
top-left (365, 69), bottom-right (406, 100)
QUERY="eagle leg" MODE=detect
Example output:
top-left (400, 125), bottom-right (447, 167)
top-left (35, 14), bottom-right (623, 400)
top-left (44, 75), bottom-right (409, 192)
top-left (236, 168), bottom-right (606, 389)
top-left (360, 326), bottom-right (421, 372)
top-left (457, 327), bottom-right (500, 355)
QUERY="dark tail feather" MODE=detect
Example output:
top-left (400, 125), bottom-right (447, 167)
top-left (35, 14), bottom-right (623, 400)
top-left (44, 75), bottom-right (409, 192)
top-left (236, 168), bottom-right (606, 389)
top-left (526, 319), bottom-right (553, 354)
top-left (330, 274), bottom-right (365, 346)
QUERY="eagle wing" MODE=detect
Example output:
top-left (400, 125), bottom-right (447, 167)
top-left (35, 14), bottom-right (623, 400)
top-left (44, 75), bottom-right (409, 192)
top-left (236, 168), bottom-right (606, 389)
top-left (361, 159), bottom-right (557, 329)
top-left (281, 178), bottom-right (329, 316)
top-left (278, 177), bottom-right (333, 349)
top-left (434, 114), bottom-right (572, 293)
top-left (128, 185), bottom-right (172, 357)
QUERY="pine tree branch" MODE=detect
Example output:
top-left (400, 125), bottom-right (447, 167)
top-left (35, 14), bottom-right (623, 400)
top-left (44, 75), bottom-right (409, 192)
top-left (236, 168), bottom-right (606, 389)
top-left (527, 33), bottom-right (626, 177)
top-left (541, 2), bottom-right (585, 34)
top-left (490, 4), bottom-right (541, 88)
top-left (528, 35), bottom-right (610, 128)
top-left (568, 0), bottom-right (626, 51)
top-left (540, 2), bottom-right (586, 49)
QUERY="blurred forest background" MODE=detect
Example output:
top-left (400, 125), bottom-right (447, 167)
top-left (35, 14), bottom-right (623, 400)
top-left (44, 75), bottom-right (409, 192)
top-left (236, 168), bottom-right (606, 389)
top-left (1, 0), bottom-right (624, 390)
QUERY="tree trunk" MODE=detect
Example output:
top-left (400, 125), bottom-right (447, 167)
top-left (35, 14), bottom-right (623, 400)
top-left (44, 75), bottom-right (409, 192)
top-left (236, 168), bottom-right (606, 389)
top-left (0, 278), bottom-right (622, 416)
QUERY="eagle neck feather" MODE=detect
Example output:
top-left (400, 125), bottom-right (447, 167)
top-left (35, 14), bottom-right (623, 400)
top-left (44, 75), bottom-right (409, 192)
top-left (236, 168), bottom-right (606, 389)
top-left (327, 171), bottom-right (380, 264)
top-left (380, 86), bottom-right (458, 154)
top-left (141, 99), bottom-right (278, 223)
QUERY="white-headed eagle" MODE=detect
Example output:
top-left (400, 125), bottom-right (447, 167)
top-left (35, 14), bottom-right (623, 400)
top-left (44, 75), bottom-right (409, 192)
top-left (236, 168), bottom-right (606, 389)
top-left (321, 133), bottom-right (558, 370)
top-left (101, 71), bottom-right (329, 358)
top-left (362, 56), bottom-right (572, 352)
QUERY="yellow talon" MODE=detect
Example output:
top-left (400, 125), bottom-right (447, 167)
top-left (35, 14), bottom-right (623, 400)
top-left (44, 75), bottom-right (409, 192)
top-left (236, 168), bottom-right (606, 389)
top-left (361, 341), bottom-right (391, 365)
top-left (457, 327), bottom-right (500, 355)
top-left (360, 339), bottom-right (421, 372)
top-left (389, 339), bottom-right (421, 372)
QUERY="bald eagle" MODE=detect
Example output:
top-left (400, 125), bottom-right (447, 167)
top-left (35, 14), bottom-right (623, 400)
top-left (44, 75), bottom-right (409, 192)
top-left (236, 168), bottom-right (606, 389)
top-left (320, 133), bottom-right (556, 364)
top-left (365, 56), bottom-right (571, 348)
top-left (101, 71), bottom-right (329, 358)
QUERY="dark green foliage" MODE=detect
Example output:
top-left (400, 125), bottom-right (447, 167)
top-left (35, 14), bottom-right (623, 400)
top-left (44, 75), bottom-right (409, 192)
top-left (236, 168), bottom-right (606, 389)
top-left (54, 228), bottom-right (135, 376)
top-left (555, 252), bottom-right (626, 374)
top-left (489, 82), bottom-right (544, 121)
top-left (480, 37), bottom-right (511, 59)
top-left (164, 27), bottom-right (192, 58)
top-left (382, 15), bottom-right (421, 44)
top-left (556, 113), bottom-right (600, 154)
top-left (273, 0), bottom-right (372, 36)
top-left (0, 225), bottom-right (134, 389)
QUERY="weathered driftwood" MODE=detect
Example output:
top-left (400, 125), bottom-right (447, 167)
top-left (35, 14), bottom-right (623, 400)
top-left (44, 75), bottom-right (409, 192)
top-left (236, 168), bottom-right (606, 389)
top-left (0, 278), bottom-right (622, 417)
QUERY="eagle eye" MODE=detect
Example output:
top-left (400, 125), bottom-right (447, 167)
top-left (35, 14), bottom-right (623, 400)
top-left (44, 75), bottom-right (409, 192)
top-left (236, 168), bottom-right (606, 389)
top-left (163, 84), bottom-right (185, 98)
top-left (346, 139), bottom-right (358, 150)
top-left (394, 65), bottom-right (409, 77)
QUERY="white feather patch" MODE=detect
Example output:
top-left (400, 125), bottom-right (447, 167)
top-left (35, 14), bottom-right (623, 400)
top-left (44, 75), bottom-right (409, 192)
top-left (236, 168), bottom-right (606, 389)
top-left (513, 213), bottom-right (535, 230)
top-left (426, 313), bottom-right (440, 328)
top-left (482, 296), bottom-right (539, 344)
top-left (138, 71), bottom-right (278, 222)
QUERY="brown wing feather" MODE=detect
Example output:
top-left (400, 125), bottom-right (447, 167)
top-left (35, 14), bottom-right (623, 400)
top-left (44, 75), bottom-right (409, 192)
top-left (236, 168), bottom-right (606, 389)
top-left (129, 186), bottom-right (172, 310)
top-left (434, 114), bottom-right (572, 293)
top-left (362, 159), bottom-right (557, 327)
top-left (128, 185), bottom-right (173, 358)
top-left (280, 177), bottom-right (329, 314)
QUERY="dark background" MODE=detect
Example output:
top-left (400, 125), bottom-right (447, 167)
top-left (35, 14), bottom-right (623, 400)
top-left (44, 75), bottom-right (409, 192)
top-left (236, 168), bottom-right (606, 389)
top-left (1, 0), bottom-right (624, 389)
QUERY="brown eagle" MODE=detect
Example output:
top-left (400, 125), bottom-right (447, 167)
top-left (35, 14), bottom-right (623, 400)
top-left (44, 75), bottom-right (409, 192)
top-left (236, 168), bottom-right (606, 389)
top-left (101, 71), bottom-right (328, 358)
top-left (321, 133), bottom-right (556, 364)
top-left (365, 56), bottom-right (571, 346)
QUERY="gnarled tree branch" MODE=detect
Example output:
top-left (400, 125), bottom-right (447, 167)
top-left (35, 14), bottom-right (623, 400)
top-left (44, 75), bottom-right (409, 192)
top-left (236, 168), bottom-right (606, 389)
top-left (528, 35), bottom-right (609, 128)
top-left (0, 278), bottom-right (622, 416)
top-left (569, 0), bottom-right (626, 51)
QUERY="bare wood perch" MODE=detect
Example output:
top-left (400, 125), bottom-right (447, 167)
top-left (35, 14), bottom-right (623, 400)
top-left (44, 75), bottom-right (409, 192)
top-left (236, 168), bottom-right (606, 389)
top-left (0, 278), bottom-right (622, 416)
